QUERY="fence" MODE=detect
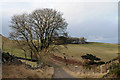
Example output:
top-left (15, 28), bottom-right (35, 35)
top-left (73, 57), bottom-right (119, 75)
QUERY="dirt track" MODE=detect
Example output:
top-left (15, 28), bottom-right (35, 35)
top-left (52, 62), bottom-right (74, 78)
top-left (48, 57), bottom-right (74, 78)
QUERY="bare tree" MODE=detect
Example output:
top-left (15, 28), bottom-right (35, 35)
top-left (9, 8), bottom-right (68, 60)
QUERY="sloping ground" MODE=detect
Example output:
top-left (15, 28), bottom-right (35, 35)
top-left (1, 34), bottom-right (118, 62)
top-left (1, 34), bottom-right (28, 58)
top-left (0, 34), bottom-right (9, 50)
top-left (2, 64), bottom-right (54, 78)
top-left (52, 54), bottom-right (82, 65)
top-left (2, 52), bottom-right (54, 78)
top-left (0, 35), bottom-right (2, 50)
top-left (54, 43), bottom-right (118, 62)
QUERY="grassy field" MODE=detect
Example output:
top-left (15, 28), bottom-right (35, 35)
top-left (53, 43), bottom-right (118, 62)
top-left (0, 35), bottom-right (30, 58)
top-left (1, 35), bottom-right (118, 62)
top-left (3, 41), bottom-right (27, 58)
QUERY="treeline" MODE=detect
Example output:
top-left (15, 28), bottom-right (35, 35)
top-left (53, 36), bottom-right (87, 45)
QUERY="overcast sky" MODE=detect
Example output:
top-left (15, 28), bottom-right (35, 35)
top-left (0, 0), bottom-right (119, 43)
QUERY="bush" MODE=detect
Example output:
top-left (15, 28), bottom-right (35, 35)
top-left (108, 63), bottom-right (120, 77)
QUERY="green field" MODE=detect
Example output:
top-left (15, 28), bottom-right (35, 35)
top-left (1, 35), bottom-right (29, 58)
top-left (53, 43), bottom-right (118, 62)
top-left (1, 35), bottom-right (118, 62)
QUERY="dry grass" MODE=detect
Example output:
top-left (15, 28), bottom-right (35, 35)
top-left (2, 64), bottom-right (54, 78)
top-left (62, 66), bottom-right (107, 78)
top-left (54, 43), bottom-right (118, 62)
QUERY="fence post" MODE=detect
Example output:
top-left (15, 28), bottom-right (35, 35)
top-left (105, 63), bottom-right (107, 73)
top-left (100, 65), bottom-right (103, 73)
top-left (94, 66), bottom-right (96, 74)
top-left (111, 60), bottom-right (114, 70)
top-left (99, 65), bottom-right (100, 73)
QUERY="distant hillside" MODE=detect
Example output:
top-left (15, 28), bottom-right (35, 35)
top-left (0, 34), bottom-right (2, 49)
top-left (0, 34), bottom-right (29, 58)
top-left (0, 34), bottom-right (10, 48)
top-left (0, 34), bottom-right (9, 41)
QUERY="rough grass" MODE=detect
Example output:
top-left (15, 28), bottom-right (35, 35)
top-left (2, 64), bottom-right (54, 78)
top-left (54, 42), bottom-right (118, 62)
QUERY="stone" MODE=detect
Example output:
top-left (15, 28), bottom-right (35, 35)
top-left (2, 52), bottom-right (22, 65)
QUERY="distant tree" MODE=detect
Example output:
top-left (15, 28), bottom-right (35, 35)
top-left (80, 37), bottom-right (86, 44)
top-left (55, 36), bottom-right (68, 45)
top-left (81, 54), bottom-right (101, 61)
top-left (81, 54), bottom-right (104, 66)
top-left (9, 8), bottom-right (68, 60)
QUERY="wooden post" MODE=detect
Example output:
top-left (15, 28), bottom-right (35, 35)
top-left (111, 60), bottom-right (113, 70)
top-left (99, 65), bottom-right (100, 73)
top-left (105, 63), bottom-right (107, 73)
top-left (100, 65), bottom-right (103, 73)
top-left (94, 66), bottom-right (96, 73)
top-left (87, 68), bottom-right (88, 74)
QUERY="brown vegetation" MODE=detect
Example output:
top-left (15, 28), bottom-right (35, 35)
top-left (2, 52), bottom-right (54, 78)
top-left (52, 54), bottom-right (82, 65)
top-left (2, 64), bottom-right (54, 78)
